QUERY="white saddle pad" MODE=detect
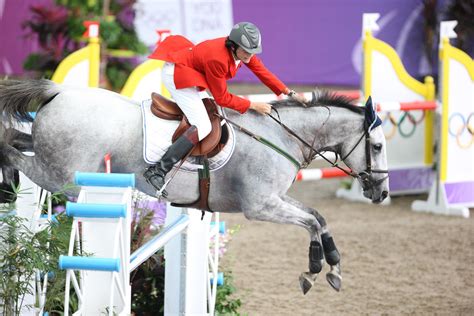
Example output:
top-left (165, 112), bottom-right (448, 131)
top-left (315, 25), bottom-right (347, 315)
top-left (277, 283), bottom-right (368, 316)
top-left (140, 99), bottom-right (235, 171)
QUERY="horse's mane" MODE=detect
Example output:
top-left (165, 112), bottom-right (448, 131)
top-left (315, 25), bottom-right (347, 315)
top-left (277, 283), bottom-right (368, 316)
top-left (271, 90), bottom-right (364, 114)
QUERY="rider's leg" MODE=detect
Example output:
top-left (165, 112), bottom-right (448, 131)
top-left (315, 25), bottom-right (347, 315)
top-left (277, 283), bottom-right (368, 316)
top-left (144, 125), bottom-right (199, 195)
top-left (161, 62), bottom-right (212, 140)
top-left (144, 63), bottom-right (212, 196)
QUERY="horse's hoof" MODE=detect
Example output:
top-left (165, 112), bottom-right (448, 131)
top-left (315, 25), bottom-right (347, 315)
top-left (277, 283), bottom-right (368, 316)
top-left (326, 271), bottom-right (342, 292)
top-left (299, 272), bottom-right (317, 295)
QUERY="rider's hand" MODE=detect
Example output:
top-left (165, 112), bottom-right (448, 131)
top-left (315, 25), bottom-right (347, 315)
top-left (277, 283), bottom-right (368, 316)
top-left (249, 102), bottom-right (272, 115)
top-left (288, 90), bottom-right (308, 104)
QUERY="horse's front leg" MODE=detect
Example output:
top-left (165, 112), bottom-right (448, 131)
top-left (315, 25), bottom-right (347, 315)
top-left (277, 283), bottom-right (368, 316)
top-left (243, 195), bottom-right (324, 294)
top-left (281, 195), bottom-right (342, 292)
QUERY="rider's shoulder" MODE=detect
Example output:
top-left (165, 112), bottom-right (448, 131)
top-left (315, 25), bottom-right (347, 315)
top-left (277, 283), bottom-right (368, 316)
top-left (196, 37), bottom-right (227, 52)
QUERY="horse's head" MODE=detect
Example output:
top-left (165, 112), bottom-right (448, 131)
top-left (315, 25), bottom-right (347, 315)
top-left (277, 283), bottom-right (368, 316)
top-left (340, 97), bottom-right (389, 203)
top-left (270, 92), bottom-right (389, 203)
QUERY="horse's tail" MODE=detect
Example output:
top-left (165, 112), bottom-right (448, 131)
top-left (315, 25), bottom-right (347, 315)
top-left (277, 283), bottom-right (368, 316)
top-left (0, 79), bottom-right (61, 124)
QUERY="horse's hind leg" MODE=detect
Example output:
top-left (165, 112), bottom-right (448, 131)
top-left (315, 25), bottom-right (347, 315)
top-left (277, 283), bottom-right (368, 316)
top-left (243, 196), bottom-right (324, 295)
top-left (0, 129), bottom-right (33, 203)
top-left (8, 129), bottom-right (33, 152)
top-left (282, 195), bottom-right (342, 292)
top-left (0, 142), bottom-right (37, 188)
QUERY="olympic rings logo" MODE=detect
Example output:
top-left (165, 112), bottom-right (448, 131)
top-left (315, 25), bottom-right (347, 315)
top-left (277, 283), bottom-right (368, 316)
top-left (448, 112), bottom-right (474, 148)
top-left (379, 110), bottom-right (426, 139)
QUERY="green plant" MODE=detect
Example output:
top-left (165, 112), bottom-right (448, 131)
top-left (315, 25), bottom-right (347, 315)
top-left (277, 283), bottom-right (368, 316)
top-left (23, 0), bottom-right (148, 91)
top-left (130, 253), bottom-right (165, 315)
top-left (41, 214), bottom-right (81, 315)
top-left (130, 194), bottom-right (166, 315)
top-left (0, 183), bottom-right (82, 315)
top-left (22, 4), bottom-right (72, 79)
top-left (0, 212), bottom-right (73, 315)
top-left (215, 270), bottom-right (243, 316)
top-left (40, 189), bottom-right (82, 315)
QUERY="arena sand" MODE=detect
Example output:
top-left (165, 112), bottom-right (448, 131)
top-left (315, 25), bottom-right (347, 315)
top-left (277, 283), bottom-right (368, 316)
top-left (220, 178), bottom-right (474, 315)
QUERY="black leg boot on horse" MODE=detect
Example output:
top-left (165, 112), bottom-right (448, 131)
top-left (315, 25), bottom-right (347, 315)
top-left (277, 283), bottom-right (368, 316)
top-left (144, 125), bottom-right (199, 197)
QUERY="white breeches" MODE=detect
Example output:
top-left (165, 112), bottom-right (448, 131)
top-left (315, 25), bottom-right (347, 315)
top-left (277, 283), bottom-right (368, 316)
top-left (162, 62), bottom-right (212, 141)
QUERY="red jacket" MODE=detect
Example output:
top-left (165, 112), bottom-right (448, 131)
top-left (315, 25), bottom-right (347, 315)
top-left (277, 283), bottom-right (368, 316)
top-left (149, 35), bottom-right (287, 113)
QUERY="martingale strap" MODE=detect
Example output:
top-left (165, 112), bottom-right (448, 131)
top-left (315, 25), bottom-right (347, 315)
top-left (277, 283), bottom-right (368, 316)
top-left (215, 113), bottom-right (301, 169)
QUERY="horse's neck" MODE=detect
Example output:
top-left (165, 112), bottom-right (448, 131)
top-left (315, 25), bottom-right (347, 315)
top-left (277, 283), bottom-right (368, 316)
top-left (281, 106), bottom-right (364, 154)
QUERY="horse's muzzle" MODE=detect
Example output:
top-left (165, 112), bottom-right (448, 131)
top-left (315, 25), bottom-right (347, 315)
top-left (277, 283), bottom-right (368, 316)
top-left (359, 171), bottom-right (389, 203)
top-left (373, 190), bottom-right (389, 204)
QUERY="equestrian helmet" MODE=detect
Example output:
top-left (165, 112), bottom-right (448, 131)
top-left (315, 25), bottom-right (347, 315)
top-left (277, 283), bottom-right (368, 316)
top-left (229, 22), bottom-right (262, 54)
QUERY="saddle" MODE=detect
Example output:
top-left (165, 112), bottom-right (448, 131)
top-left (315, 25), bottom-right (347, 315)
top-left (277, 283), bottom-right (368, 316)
top-left (150, 92), bottom-right (229, 212)
top-left (150, 92), bottom-right (224, 158)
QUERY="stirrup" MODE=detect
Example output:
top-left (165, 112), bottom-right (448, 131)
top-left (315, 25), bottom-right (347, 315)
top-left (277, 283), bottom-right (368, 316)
top-left (144, 171), bottom-right (168, 198)
top-left (157, 186), bottom-right (167, 198)
top-left (156, 177), bottom-right (175, 198)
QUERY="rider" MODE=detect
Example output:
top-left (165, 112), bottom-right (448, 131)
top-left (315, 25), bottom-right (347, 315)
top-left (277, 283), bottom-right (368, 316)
top-left (144, 22), bottom-right (307, 196)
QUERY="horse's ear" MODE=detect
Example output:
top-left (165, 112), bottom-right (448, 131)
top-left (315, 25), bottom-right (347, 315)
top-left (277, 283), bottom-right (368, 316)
top-left (364, 96), bottom-right (375, 119)
top-left (364, 96), bottom-right (381, 131)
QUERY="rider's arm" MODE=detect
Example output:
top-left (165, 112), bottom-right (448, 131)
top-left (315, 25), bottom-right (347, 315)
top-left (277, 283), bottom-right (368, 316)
top-left (204, 60), bottom-right (251, 113)
top-left (245, 56), bottom-right (288, 96)
top-left (247, 56), bottom-right (308, 103)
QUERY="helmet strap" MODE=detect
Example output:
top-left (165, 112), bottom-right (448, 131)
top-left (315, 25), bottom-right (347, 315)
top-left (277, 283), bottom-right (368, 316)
top-left (232, 46), bottom-right (238, 57)
top-left (225, 38), bottom-right (239, 59)
top-left (229, 45), bottom-right (239, 60)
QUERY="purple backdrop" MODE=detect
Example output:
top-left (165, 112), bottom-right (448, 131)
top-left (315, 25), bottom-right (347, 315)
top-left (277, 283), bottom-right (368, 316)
top-left (0, 0), bottom-right (468, 87)
top-left (232, 0), bottom-right (429, 86)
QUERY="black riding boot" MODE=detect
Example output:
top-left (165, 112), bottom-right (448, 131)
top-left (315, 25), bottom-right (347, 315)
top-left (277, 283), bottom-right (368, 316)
top-left (144, 126), bottom-right (199, 197)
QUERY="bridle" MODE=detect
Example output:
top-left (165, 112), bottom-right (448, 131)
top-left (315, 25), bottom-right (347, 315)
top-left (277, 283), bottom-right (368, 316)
top-left (268, 108), bottom-right (389, 190)
top-left (340, 125), bottom-right (389, 190)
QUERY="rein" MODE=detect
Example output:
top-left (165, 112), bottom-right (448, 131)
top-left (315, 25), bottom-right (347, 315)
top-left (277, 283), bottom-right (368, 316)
top-left (268, 108), bottom-right (388, 186)
top-left (217, 105), bottom-right (388, 187)
top-left (268, 108), bottom-right (355, 176)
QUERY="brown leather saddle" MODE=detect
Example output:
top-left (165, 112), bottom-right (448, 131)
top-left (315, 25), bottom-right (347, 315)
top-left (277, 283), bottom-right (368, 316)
top-left (150, 92), bottom-right (230, 212)
top-left (150, 92), bottom-right (225, 158)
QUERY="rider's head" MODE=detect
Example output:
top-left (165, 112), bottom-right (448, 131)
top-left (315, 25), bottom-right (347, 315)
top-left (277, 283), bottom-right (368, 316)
top-left (226, 22), bottom-right (262, 61)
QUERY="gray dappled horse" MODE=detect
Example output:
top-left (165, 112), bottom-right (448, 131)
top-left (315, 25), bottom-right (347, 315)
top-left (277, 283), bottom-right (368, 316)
top-left (0, 79), bottom-right (388, 294)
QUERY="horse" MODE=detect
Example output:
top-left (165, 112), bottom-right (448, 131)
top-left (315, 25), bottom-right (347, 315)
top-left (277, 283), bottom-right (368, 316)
top-left (0, 79), bottom-right (389, 294)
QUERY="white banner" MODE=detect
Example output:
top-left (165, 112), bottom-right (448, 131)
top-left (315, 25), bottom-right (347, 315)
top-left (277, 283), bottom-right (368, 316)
top-left (134, 0), bottom-right (233, 46)
top-left (445, 58), bottom-right (474, 183)
top-left (183, 0), bottom-right (233, 43)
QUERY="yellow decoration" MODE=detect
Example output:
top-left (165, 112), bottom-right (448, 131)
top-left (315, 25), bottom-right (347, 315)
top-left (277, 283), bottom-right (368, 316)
top-left (121, 60), bottom-right (170, 99)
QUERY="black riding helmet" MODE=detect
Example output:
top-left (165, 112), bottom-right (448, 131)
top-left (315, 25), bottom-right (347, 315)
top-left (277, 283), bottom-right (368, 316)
top-left (227, 22), bottom-right (262, 54)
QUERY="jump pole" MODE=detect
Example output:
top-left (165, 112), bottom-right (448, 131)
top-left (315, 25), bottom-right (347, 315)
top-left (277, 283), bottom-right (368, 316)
top-left (59, 172), bottom-right (222, 315)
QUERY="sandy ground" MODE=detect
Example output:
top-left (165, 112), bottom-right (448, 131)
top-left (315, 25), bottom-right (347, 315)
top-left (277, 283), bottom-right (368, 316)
top-left (220, 177), bottom-right (474, 315)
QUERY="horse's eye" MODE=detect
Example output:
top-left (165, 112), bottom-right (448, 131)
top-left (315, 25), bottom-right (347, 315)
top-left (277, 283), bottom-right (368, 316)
top-left (373, 143), bottom-right (382, 152)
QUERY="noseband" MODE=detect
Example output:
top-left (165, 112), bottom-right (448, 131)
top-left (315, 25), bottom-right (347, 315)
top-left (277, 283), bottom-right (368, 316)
top-left (268, 109), bottom-right (388, 190)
